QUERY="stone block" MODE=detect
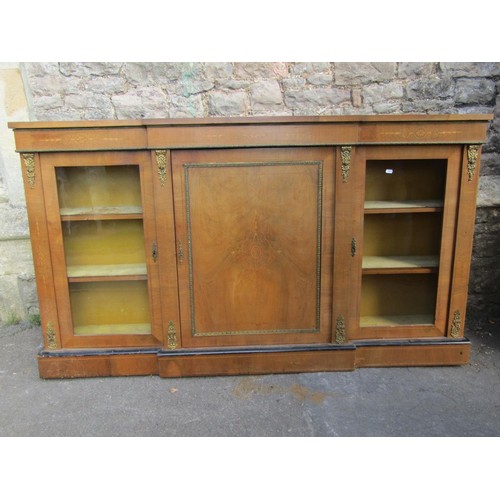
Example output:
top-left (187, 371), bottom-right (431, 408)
top-left (203, 63), bottom-right (233, 80)
top-left (306, 73), bottom-right (333, 86)
top-left (406, 77), bottom-right (455, 100)
top-left (33, 95), bottom-right (64, 109)
top-left (362, 82), bottom-right (404, 104)
top-left (455, 78), bottom-right (496, 105)
top-left (84, 76), bottom-right (127, 94)
top-left (111, 87), bottom-right (167, 119)
top-left (477, 175), bottom-right (500, 207)
top-left (398, 62), bottom-right (437, 78)
top-left (249, 81), bottom-right (283, 108)
top-left (281, 78), bottom-right (306, 91)
top-left (217, 80), bottom-right (252, 90)
top-left (234, 63), bottom-right (288, 79)
top-left (335, 63), bottom-right (397, 85)
top-left (401, 100), bottom-right (455, 113)
top-left (122, 63), bottom-right (154, 85)
top-left (17, 273), bottom-right (39, 316)
top-left (372, 101), bottom-right (401, 114)
top-left (440, 62), bottom-right (500, 77)
top-left (168, 94), bottom-right (205, 118)
top-left (208, 91), bottom-right (248, 116)
top-left (0, 204), bottom-right (29, 239)
top-left (291, 63), bottom-right (331, 75)
top-left (22, 62), bottom-right (60, 77)
top-left (479, 153), bottom-right (500, 176)
top-left (0, 275), bottom-right (23, 322)
top-left (59, 62), bottom-right (123, 77)
top-left (33, 108), bottom-right (82, 121)
top-left (171, 79), bottom-right (214, 97)
top-left (284, 88), bottom-right (351, 110)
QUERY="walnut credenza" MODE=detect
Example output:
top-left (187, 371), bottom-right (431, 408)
top-left (8, 114), bottom-right (492, 378)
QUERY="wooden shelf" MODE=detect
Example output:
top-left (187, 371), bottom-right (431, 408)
top-left (362, 255), bottom-right (439, 274)
top-left (360, 315), bottom-right (435, 327)
top-left (74, 323), bottom-right (151, 336)
top-left (60, 206), bottom-right (143, 221)
top-left (67, 264), bottom-right (147, 282)
top-left (364, 200), bottom-right (443, 214)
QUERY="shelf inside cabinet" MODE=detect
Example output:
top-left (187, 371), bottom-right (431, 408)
top-left (360, 315), bottom-right (435, 327)
top-left (362, 255), bottom-right (439, 274)
top-left (67, 263), bottom-right (147, 281)
top-left (60, 206), bottom-right (143, 221)
top-left (74, 323), bottom-right (151, 336)
top-left (364, 200), bottom-right (444, 214)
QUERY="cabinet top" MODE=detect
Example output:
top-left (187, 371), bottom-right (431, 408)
top-left (8, 113), bottom-right (494, 130)
top-left (9, 114), bottom-right (493, 152)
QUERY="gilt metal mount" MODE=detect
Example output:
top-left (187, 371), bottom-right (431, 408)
top-left (467, 145), bottom-right (479, 182)
top-left (22, 153), bottom-right (35, 188)
top-left (167, 321), bottom-right (178, 349)
top-left (450, 310), bottom-right (461, 338)
top-left (340, 146), bottom-right (352, 183)
top-left (155, 150), bottom-right (167, 187)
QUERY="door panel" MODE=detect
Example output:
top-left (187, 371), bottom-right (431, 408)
top-left (41, 151), bottom-right (162, 348)
top-left (171, 148), bottom-right (334, 348)
top-left (350, 145), bottom-right (461, 339)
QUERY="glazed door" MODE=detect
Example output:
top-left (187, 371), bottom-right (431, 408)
top-left (350, 145), bottom-right (462, 339)
top-left (41, 151), bottom-right (163, 348)
top-left (171, 148), bottom-right (334, 348)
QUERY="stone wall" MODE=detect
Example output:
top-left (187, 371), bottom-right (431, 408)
top-left (0, 63), bottom-right (35, 323)
top-left (1, 62), bottom-right (499, 322)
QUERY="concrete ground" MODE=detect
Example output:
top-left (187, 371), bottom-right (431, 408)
top-left (1, 318), bottom-right (499, 437)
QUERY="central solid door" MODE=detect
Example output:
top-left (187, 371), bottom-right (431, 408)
top-left (171, 148), bottom-right (335, 348)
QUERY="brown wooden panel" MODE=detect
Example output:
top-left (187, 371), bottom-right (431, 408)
top-left (20, 153), bottom-right (62, 350)
top-left (172, 148), bottom-right (334, 348)
top-left (359, 121), bottom-right (490, 145)
top-left (12, 127), bottom-right (147, 152)
top-left (150, 149), bottom-right (182, 350)
top-left (447, 145), bottom-right (482, 338)
top-left (149, 123), bottom-right (357, 149)
top-left (355, 342), bottom-right (470, 367)
top-left (158, 349), bottom-right (355, 377)
top-left (38, 353), bottom-right (159, 378)
top-left (38, 355), bottom-right (112, 379)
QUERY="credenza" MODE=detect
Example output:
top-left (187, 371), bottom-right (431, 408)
top-left (8, 114), bottom-right (492, 378)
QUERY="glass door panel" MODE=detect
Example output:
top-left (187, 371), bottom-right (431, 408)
top-left (361, 157), bottom-right (448, 329)
top-left (56, 165), bottom-right (143, 216)
top-left (69, 281), bottom-right (151, 335)
top-left (55, 162), bottom-right (153, 339)
top-left (62, 220), bottom-right (147, 278)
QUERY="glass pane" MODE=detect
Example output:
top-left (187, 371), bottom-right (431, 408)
top-left (361, 274), bottom-right (438, 326)
top-left (56, 165), bottom-right (142, 215)
top-left (365, 159), bottom-right (446, 207)
top-left (363, 213), bottom-right (442, 257)
top-left (63, 220), bottom-right (147, 277)
top-left (70, 281), bottom-right (151, 335)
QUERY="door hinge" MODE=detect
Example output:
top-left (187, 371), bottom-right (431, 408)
top-left (351, 237), bottom-right (357, 257)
